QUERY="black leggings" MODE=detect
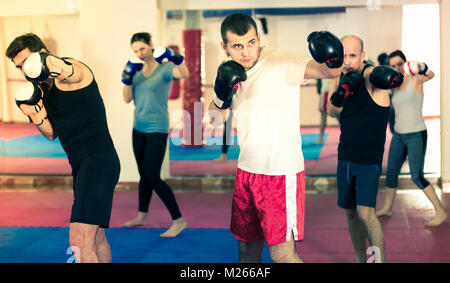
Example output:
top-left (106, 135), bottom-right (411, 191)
top-left (221, 112), bottom-right (233, 154)
top-left (132, 129), bottom-right (181, 220)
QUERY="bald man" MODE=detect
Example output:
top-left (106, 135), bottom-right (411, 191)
top-left (327, 35), bottom-right (403, 263)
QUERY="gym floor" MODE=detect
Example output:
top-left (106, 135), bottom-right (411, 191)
top-left (0, 188), bottom-right (448, 263)
top-left (0, 119), bottom-right (447, 263)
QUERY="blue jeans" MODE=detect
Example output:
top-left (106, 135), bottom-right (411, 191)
top-left (385, 130), bottom-right (429, 189)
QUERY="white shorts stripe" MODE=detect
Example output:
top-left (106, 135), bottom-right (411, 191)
top-left (285, 173), bottom-right (298, 242)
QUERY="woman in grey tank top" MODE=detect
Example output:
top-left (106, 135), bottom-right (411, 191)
top-left (376, 50), bottom-right (447, 226)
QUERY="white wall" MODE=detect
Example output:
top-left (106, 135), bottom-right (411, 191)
top-left (402, 4), bottom-right (440, 117)
top-left (1, 14), bottom-right (81, 123)
top-left (0, 1), bottom-right (164, 181)
top-left (79, 0), bottom-right (160, 182)
top-left (440, 0), bottom-right (450, 188)
top-left (160, 0), bottom-right (438, 10)
top-left (0, 0), bottom-right (79, 17)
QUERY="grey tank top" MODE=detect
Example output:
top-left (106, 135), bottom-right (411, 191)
top-left (391, 79), bottom-right (426, 134)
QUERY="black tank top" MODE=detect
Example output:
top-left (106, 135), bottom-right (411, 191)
top-left (42, 66), bottom-right (116, 166)
top-left (338, 64), bottom-right (390, 165)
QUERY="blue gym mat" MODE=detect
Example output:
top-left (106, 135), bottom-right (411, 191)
top-left (0, 134), bottom-right (327, 161)
top-left (169, 134), bottom-right (327, 161)
top-left (2, 135), bottom-right (67, 158)
top-left (0, 227), bottom-right (271, 263)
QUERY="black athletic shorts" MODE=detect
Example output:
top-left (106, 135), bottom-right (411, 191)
top-left (70, 150), bottom-right (120, 228)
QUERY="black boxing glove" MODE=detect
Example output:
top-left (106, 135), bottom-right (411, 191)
top-left (213, 61), bottom-right (247, 109)
top-left (330, 72), bottom-right (364, 107)
top-left (369, 65), bottom-right (404, 90)
top-left (307, 31), bottom-right (344, 68)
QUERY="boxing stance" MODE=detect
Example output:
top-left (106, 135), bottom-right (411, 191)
top-left (121, 32), bottom-right (189, 237)
top-left (210, 13), bottom-right (343, 263)
top-left (6, 33), bottom-right (120, 263)
top-left (376, 50), bottom-right (447, 226)
top-left (327, 35), bottom-right (403, 263)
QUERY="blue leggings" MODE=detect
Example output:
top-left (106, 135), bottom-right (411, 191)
top-left (385, 130), bottom-right (430, 189)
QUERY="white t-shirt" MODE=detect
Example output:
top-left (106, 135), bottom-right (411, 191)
top-left (231, 47), bottom-right (310, 175)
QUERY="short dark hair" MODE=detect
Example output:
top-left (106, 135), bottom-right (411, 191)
top-left (388, 50), bottom-right (407, 62)
top-left (377, 53), bottom-right (388, 65)
top-left (6, 33), bottom-right (49, 60)
top-left (221, 13), bottom-right (258, 45)
top-left (130, 32), bottom-right (151, 45)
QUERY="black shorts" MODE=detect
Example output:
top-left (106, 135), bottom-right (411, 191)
top-left (337, 160), bottom-right (381, 209)
top-left (70, 150), bottom-right (120, 228)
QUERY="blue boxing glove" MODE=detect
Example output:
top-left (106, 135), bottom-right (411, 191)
top-left (121, 59), bottom-right (144, 85)
top-left (153, 47), bottom-right (184, 65)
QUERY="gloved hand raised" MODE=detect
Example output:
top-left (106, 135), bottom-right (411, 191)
top-left (23, 52), bottom-right (73, 83)
top-left (369, 65), bottom-right (404, 89)
top-left (121, 59), bottom-right (144, 85)
top-left (15, 82), bottom-right (49, 125)
top-left (307, 31), bottom-right (344, 68)
top-left (213, 61), bottom-right (247, 110)
top-left (153, 47), bottom-right (184, 65)
top-left (330, 72), bottom-right (364, 107)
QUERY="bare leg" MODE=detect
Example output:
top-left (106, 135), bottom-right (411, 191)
top-left (357, 206), bottom-right (385, 263)
top-left (313, 111), bottom-right (327, 144)
top-left (95, 228), bottom-right (112, 263)
top-left (160, 216), bottom-right (187, 237)
top-left (345, 209), bottom-right (367, 263)
top-left (423, 185), bottom-right (448, 226)
top-left (268, 232), bottom-right (304, 263)
top-left (376, 187), bottom-right (397, 217)
top-left (214, 153), bottom-right (228, 162)
top-left (238, 240), bottom-right (265, 263)
top-left (69, 222), bottom-right (100, 263)
top-left (122, 211), bottom-right (148, 228)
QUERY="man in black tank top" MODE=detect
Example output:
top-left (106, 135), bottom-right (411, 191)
top-left (6, 33), bottom-right (120, 263)
top-left (326, 35), bottom-right (403, 263)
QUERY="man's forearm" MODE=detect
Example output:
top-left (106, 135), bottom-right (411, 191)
top-left (36, 119), bottom-right (56, 140)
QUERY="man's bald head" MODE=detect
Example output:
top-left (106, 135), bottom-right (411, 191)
top-left (340, 34), bottom-right (366, 73)
top-left (341, 35), bottom-right (364, 53)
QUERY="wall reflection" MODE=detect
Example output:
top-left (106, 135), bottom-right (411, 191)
top-left (0, 4), bottom-right (441, 177)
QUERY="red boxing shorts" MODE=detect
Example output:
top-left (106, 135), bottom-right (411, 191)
top-left (230, 169), bottom-right (306, 247)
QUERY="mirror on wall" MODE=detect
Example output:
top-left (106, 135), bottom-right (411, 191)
top-left (164, 4), bottom-right (441, 178)
top-left (0, 3), bottom-right (441, 180)
top-left (0, 96), bottom-right (4, 176)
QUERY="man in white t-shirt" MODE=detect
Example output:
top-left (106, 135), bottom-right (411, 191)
top-left (209, 13), bottom-right (343, 263)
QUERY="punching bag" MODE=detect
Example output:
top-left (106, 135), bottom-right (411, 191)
top-left (181, 29), bottom-right (204, 147)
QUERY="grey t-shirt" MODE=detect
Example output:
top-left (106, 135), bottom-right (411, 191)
top-left (132, 62), bottom-right (176, 133)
